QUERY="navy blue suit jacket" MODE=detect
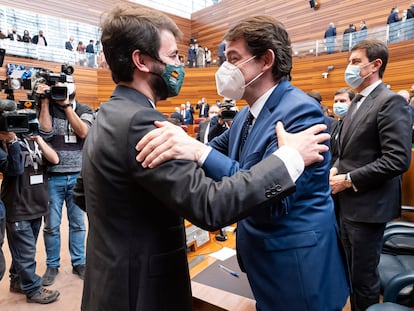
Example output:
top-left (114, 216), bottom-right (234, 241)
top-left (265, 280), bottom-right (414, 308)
top-left (204, 80), bottom-right (349, 311)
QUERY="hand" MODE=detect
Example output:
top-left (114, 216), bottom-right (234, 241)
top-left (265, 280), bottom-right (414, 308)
top-left (136, 121), bottom-right (208, 168)
top-left (26, 135), bottom-right (41, 143)
top-left (330, 173), bottom-right (347, 194)
top-left (276, 122), bottom-right (329, 166)
top-left (36, 83), bottom-right (50, 95)
top-left (0, 131), bottom-right (17, 142)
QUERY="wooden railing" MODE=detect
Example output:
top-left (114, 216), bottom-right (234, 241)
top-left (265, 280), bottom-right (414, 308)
top-left (1, 39), bottom-right (413, 116)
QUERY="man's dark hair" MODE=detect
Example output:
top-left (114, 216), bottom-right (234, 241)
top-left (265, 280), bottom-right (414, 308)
top-left (351, 39), bottom-right (388, 78)
top-left (224, 15), bottom-right (292, 82)
top-left (100, 5), bottom-right (182, 84)
top-left (334, 88), bottom-right (355, 101)
top-left (307, 91), bottom-right (322, 103)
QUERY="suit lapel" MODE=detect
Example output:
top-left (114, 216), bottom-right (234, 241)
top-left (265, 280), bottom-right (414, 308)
top-left (339, 83), bottom-right (384, 153)
top-left (238, 81), bottom-right (289, 162)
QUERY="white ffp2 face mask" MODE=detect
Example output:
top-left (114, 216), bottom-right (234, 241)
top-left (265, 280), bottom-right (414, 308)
top-left (215, 55), bottom-right (262, 100)
top-left (215, 61), bottom-right (246, 100)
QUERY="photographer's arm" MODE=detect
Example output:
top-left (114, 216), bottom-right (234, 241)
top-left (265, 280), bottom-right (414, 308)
top-left (60, 105), bottom-right (89, 138)
top-left (0, 131), bottom-right (24, 176)
top-left (29, 135), bottom-right (59, 165)
top-left (36, 84), bottom-right (53, 132)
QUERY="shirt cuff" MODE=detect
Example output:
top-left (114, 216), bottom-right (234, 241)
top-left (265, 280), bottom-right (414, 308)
top-left (273, 146), bottom-right (304, 182)
top-left (198, 146), bottom-right (212, 166)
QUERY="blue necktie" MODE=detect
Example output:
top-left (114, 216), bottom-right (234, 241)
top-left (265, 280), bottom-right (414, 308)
top-left (239, 111), bottom-right (254, 158)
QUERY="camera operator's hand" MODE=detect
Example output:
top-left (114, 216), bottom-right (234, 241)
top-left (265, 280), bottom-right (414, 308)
top-left (37, 83), bottom-right (53, 132)
top-left (217, 107), bottom-right (230, 126)
top-left (0, 131), bottom-right (18, 143)
top-left (35, 83), bottom-right (51, 105)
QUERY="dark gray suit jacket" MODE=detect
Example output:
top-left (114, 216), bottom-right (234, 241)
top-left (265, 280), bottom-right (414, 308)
top-left (337, 82), bottom-right (412, 222)
top-left (79, 85), bottom-right (296, 311)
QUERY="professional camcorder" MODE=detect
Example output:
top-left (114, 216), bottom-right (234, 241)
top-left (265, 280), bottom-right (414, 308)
top-left (35, 64), bottom-right (74, 101)
top-left (219, 99), bottom-right (238, 121)
top-left (0, 99), bottom-right (40, 136)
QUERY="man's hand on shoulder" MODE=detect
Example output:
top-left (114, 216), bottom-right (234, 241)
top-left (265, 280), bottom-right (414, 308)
top-left (136, 121), bottom-right (208, 168)
top-left (276, 122), bottom-right (329, 166)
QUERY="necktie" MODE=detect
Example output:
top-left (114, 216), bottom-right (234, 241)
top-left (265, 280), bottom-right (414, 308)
top-left (340, 94), bottom-right (363, 142)
top-left (239, 111), bottom-right (254, 158)
top-left (349, 93), bottom-right (364, 119)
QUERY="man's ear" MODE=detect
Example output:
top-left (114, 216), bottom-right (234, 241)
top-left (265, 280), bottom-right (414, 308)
top-left (262, 49), bottom-right (275, 71)
top-left (132, 50), bottom-right (150, 73)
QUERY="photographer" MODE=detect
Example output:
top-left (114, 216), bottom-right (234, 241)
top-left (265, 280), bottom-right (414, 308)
top-left (1, 130), bottom-right (61, 304)
top-left (196, 100), bottom-right (237, 144)
top-left (0, 131), bottom-right (22, 284)
top-left (36, 78), bottom-right (94, 286)
top-left (211, 99), bottom-right (237, 141)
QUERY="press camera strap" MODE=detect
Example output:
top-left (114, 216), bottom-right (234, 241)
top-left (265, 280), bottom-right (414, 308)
top-left (23, 138), bottom-right (43, 185)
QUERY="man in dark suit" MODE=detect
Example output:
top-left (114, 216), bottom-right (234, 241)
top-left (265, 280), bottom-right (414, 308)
top-left (7, 27), bottom-right (21, 41)
top-left (324, 22), bottom-right (337, 54)
top-left (330, 39), bottom-right (412, 311)
top-left (65, 36), bottom-right (75, 51)
top-left (170, 106), bottom-right (184, 124)
top-left (76, 6), bottom-right (330, 311)
top-left (137, 15), bottom-right (349, 311)
top-left (196, 97), bottom-right (209, 117)
top-left (31, 30), bottom-right (47, 46)
top-left (196, 103), bottom-right (230, 143)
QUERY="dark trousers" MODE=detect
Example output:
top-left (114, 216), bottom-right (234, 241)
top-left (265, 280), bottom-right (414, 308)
top-left (339, 217), bottom-right (386, 311)
top-left (6, 218), bottom-right (43, 296)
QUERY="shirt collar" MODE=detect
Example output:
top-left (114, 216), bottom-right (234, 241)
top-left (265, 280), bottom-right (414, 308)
top-left (249, 84), bottom-right (278, 119)
top-left (359, 79), bottom-right (382, 97)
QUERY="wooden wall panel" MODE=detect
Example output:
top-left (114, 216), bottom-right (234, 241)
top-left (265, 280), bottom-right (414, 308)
top-left (192, 0), bottom-right (412, 62)
top-left (4, 0), bottom-right (412, 64)
top-left (0, 55), bottom-right (99, 110)
top-left (1, 1), bottom-right (191, 59)
top-left (2, 38), bottom-right (413, 116)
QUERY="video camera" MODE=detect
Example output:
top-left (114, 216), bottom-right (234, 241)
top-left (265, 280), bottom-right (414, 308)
top-left (219, 99), bottom-right (238, 121)
top-left (0, 99), bottom-right (40, 136)
top-left (35, 64), bottom-right (74, 101)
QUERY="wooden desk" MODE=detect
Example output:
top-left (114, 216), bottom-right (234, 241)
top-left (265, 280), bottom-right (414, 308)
top-left (188, 230), bottom-right (256, 311)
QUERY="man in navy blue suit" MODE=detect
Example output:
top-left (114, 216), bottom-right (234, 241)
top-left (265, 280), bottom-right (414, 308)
top-left (137, 15), bottom-right (349, 311)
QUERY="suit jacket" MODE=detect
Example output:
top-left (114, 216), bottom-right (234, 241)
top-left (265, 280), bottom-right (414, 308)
top-left (196, 103), bottom-right (209, 117)
top-left (205, 80), bottom-right (349, 311)
top-left (31, 35), bottom-right (47, 46)
top-left (330, 119), bottom-right (342, 166)
top-left (196, 119), bottom-right (209, 142)
top-left (7, 33), bottom-right (21, 41)
top-left (336, 83), bottom-right (412, 222)
top-left (196, 116), bottom-right (227, 143)
top-left (65, 41), bottom-right (74, 51)
top-left (79, 85), bottom-right (296, 311)
top-left (170, 111), bottom-right (184, 124)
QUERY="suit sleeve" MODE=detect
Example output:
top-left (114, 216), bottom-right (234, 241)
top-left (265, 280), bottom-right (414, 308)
top-left (130, 109), bottom-right (296, 231)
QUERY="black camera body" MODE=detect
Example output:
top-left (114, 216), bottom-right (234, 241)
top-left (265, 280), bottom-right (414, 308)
top-left (34, 64), bottom-right (74, 101)
top-left (219, 100), bottom-right (238, 121)
top-left (0, 99), bottom-right (39, 136)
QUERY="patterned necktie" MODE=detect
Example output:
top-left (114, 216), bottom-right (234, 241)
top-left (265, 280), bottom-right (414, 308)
top-left (239, 111), bottom-right (254, 158)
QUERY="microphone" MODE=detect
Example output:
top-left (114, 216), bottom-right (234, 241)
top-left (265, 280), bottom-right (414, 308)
top-left (0, 99), bottom-right (17, 113)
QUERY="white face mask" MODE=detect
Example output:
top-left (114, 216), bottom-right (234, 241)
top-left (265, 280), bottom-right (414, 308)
top-left (215, 56), bottom-right (263, 100)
